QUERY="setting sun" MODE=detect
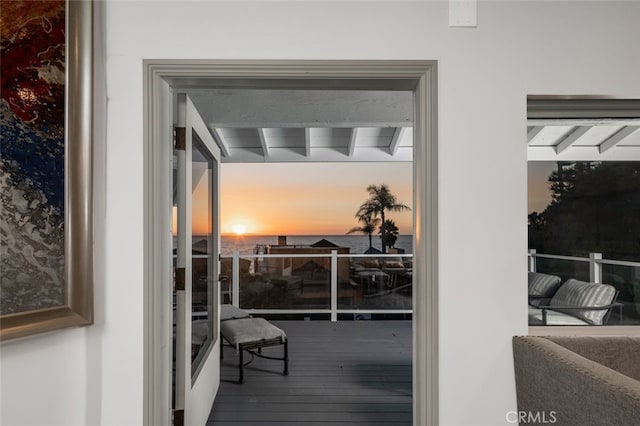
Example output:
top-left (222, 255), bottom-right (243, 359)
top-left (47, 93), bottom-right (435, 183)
top-left (232, 223), bottom-right (247, 235)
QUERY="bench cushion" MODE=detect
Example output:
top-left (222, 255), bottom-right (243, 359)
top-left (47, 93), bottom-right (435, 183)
top-left (550, 279), bottom-right (616, 325)
top-left (221, 317), bottom-right (287, 349)
top-left (221, 304), bottom-right (251, 322)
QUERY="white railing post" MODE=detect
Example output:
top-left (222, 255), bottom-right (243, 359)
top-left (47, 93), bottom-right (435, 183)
top-left (589, 252), bottom-right (602, 283)
top-left (330, 250), bottom-right (338, 322)
top-left (528, 249), bottom-right (537, 272)
top-left (232, 251), bottom-right (240, 307)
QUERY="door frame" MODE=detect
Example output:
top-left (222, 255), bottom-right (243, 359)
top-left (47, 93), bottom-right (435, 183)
top-left (142, 60), bottom-right (439, 426)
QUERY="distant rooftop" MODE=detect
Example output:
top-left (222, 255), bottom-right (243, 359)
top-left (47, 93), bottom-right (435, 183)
top-left (270, 235), bottom-right (348, 250)
top-left (310, 238), bottom-right (340, 248)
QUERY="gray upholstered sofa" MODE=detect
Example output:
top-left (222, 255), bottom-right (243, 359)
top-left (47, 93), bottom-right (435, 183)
top-left (513, 336), bottom-right (640, 426)
top-left (528, 273), bottom-right (619, 326)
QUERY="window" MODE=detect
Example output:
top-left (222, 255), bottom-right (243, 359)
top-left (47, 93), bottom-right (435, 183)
top-left (527, 98), bottom-right (640, 326)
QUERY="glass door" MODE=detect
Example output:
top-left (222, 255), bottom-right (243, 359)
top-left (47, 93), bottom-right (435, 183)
top-left (173, 94), bottom-right (221, 426)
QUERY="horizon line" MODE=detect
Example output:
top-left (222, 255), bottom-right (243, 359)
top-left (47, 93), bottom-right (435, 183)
top-left (216, 233), bottom-right (415, 237)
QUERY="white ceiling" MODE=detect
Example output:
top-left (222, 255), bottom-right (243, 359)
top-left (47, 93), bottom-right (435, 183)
top-left (527, 119), bottom-right (640, 161)
top-left (186, 89), bottom-right (414, 163)
top-left (527, 99), bottom-right (640, 161)
top-left (187, 93), bottom-right (640, 163)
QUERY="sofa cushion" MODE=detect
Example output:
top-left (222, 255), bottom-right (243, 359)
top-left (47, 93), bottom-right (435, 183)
top-left (512, 336), bottom-right (640, 426)
top-left (550, 278), bottom-right (616, 325)
top-left (544, 336), bottom-right (640, 382)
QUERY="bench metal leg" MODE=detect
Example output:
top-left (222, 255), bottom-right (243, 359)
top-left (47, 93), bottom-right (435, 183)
top-left (238, 347), bottom-right (244, 384)
top-left (284, 340), bottom-right (289, 375)
top-left (223, 332), bottom-right (287, 384)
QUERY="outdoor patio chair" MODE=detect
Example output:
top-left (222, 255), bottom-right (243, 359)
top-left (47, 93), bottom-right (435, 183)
top-left (527, 272), bottom-right (562, 307)
top-left (528, 278), bottom-right (622, 326)
top-left (220, 305), bottom-right (288, 384)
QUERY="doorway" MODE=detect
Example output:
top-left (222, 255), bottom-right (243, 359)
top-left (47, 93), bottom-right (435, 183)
top-left (143, 61), bottom-right (438, 426)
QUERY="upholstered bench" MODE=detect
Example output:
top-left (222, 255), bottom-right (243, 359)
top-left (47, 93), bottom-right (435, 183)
top-left (528, 278), bottom-right (620, 326)
top-left (220, 305), bottom-right (288, 384)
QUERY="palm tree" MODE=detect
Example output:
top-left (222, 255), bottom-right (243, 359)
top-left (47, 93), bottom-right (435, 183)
top-left (356, 184), bottom-right (410, 253)
top-left (379, 219), bottom-right (399, 249)
top-left (347, 213), bottom-right (381, 251)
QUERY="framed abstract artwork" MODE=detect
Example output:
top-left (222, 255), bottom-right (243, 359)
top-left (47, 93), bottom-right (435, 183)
top-left (1, 1), bottom-right (93, 340)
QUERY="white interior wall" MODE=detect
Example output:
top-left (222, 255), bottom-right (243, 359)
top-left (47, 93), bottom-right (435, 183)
top-left (1, 1), bottom-right (639, 425)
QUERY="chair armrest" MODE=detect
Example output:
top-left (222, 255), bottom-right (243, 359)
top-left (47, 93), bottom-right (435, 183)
top-left (538, 302), bottom-right (623, 326)
top-left (538, 303), bottom-right (622, 311)
top-left (528, 295), bottom-right (551, 306)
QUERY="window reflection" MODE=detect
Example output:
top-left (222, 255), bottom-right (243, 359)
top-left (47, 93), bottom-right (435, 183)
top-left (191, 135), bottom-right (216, 375)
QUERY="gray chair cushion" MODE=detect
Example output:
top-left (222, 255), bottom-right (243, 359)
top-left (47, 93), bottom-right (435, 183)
top-left (528, 272), bottom-right (561, 297)
top-left (550, 278), bottom-right (616, 325)
top-left (528, 272), bottom-right (562, 307)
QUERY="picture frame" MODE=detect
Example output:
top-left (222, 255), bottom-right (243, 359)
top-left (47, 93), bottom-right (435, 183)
top-left (1, 0), bottom-right (93, 340)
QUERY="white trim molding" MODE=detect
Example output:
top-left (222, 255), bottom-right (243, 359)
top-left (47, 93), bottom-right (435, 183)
top-left (143, 60), bottom-right (438, 426)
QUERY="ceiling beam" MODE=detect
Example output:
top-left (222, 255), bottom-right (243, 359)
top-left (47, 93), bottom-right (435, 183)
top-left (221, 146), bottom-right (414, 163)
top-left (599, 126), bottom-right (640, 153)
top-left (389, 127), bottom-right (405, 155)
top-left (528, 118), bottom-right (640, 127)
top-left (348, 128), bottom-right (359, 157)
top-left (528, 145), bottom-right (640, 161)
top-left (304, 128), bottom-right (311, 157)
top-left (527, 126), bottom-right (544, 142)
top-left (210, 127), bottom-right (230, 158)
top-left (555, 126), bottom-right (591, 154)
top-left (257, 128), bottom-right (270, 158)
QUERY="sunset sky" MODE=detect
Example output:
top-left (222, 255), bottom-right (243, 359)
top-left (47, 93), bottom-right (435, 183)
top-left (218, 162), bottom-right (413, 236)
top-left (187, 161), bottom-right (555, 236)
top-left (528, 161), bottom-right (556, 214)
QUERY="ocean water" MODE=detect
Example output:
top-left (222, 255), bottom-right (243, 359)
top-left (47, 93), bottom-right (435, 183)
top-left (219, 234), bottom-right (413, 255)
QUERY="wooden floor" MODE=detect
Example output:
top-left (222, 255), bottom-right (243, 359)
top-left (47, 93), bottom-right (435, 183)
top-left (208, 320), bottom-right (412, 425)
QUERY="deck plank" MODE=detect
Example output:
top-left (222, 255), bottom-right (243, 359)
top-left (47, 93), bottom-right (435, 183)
top-left (208, 320), bottom-right (412, 425)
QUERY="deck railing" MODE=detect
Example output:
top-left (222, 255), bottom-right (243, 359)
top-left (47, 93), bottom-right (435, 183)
top-left (528, 249), bottom-right (640, 283)
top-left (209, 251), bottom-right (413, 321)
top-left (528, 249), bottom-right (640, 324)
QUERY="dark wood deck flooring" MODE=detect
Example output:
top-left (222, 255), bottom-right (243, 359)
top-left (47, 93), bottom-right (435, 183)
top-left (208, 320), bottom-right (412, 425)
